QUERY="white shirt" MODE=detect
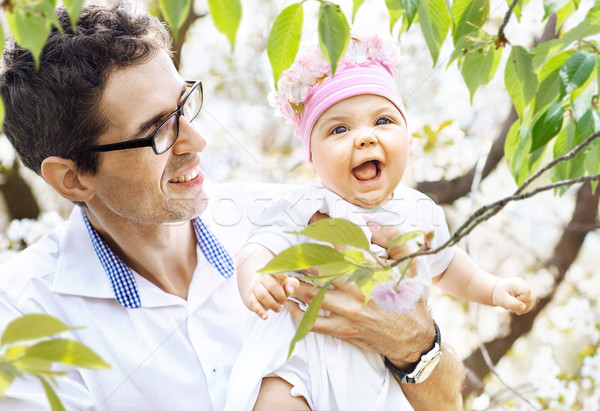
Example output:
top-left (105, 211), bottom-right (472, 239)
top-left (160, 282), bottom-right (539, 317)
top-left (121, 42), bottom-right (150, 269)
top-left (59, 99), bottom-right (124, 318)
top-left (0, 182), bottom-right (271, 410)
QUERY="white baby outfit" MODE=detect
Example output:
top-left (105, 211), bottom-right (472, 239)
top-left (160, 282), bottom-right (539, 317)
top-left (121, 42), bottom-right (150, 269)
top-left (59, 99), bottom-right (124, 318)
top-left (225, 182), bottom-right (455, 410)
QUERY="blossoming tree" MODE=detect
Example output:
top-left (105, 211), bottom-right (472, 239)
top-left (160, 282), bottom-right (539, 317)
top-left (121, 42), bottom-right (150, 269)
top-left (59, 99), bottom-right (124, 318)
top-left (1, 0), bottom-right (599, 409)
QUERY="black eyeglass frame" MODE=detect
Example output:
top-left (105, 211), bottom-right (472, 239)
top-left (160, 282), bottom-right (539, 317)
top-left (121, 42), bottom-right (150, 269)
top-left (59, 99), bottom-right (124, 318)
top-left (80, 80), bottom-right (203, 155)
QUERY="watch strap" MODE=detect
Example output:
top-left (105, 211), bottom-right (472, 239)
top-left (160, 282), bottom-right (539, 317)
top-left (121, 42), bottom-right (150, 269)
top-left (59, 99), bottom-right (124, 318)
top-left (384, 321), bottom-right (441, 383)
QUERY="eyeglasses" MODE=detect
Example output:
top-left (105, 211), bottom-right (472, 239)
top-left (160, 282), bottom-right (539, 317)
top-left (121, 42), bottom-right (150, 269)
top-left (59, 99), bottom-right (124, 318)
top-left (81, 80), bottom-right (203, 155)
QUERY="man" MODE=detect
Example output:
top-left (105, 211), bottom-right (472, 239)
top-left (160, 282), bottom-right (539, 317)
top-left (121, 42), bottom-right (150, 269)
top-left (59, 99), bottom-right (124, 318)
top-left (0, 2), bottom-right (464, 409)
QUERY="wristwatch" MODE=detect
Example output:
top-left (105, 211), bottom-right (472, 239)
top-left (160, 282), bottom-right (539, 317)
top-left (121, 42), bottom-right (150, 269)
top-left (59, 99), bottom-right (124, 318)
top-left (384, 322), bottom-right (442, 384)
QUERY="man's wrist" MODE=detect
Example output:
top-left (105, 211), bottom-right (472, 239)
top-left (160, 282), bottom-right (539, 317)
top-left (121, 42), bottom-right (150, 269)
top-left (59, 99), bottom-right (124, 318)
top-left (384, 322), bottom-right (442, 384)
top-left (386, 318), bottom-right (437, 368)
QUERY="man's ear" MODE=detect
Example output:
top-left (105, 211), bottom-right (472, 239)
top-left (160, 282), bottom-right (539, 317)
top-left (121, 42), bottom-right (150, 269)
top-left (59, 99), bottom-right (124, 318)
top-left (40, 157), bottom-right (95, 203)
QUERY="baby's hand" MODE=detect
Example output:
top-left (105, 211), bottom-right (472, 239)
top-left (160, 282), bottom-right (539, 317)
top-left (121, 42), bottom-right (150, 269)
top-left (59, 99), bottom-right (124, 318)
top-left (244, 273), bottom-right (299, 320)
top-left (492, 277), bottom-right (536, 315)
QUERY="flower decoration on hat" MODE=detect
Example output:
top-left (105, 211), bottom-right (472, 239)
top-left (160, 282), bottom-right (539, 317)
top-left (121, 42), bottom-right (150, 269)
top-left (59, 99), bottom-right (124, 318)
top-left (268, 33), bottom-right (402, 136)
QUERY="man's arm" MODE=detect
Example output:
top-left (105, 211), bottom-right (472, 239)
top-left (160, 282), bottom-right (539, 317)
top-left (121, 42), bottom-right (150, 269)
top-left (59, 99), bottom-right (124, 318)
top-left (288, 285), bottom-right (465, 410)
top-left (288, 221), bottom-right (465, 410)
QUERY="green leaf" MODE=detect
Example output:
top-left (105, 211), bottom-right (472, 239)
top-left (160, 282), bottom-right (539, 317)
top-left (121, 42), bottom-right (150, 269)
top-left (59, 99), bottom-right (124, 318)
top-left (570, 73), bottom-right (596, 120)
top-left (505, 112), bottom-right (539, 185)
top-left (552, 116), bottom-right (582, 182)
top-left (316, 260), bottom-right (358, 278)
top-left (504, 119), bottom-right (522, 178)
top-left (0, 363), bottom-right (19, 397)
top-left (26, 339), bottom-right (111, 369)
top-left (347, 267), bottom-right (379, 288)
top-left (418, 0), bottom-right (451, 66)
top-left (556, 0), bottom-right (576, 30)
top-left (451, 0), bottom-right (489, 45)
top-left (4, 344), bottom-right (27, 360)
top-left (293, 218), bottom-right (370, 250)
top-left (532, 17), bottom-right (600, 67)
top-left (342, 249), bottom-right (367, 265)
top-left (1, 314), bottom-right (74, 346)
top-left (597, 55), bottom-right (600, 98)
top-left (585, 120), bottom-right (600, 177)
top-left (258, 243), bottom-right (345, 274)
top-left (40, 378), bottom-right (66, 411)
top-left (505, 46), bottom-right (539, 116)
top-left (543, 0), bottom-right (570, 21)
top-left (6, 8), bottom-right (48, 66)
top-left (533, 50), bottom-right (574, 115)
top-left (63, 0), bottom-right (85, 28)
top-left (388, 230), bottom-right (426, 248)
top-left (346, 265), bottom-right (394, 302)
top-left (288, 283), bottom-right (330, 359)
top-left (531, 101), bottom-right (565, 152)
top-left (208, 0), bottom-right (242, 51)
top-left (559, 51), bottom-right (596, 97)
top-left (13, 356), bottom-right (54, 378)
top-left (159, 0), bottom-right (190, 39)
top-left (318, 2), bottom-right (350, 77)
top-left (352, 0), bottom-right (366, 22)
top-left (576, 110), bottom-right (600, 178)
top-left (385, 0), bottom-right (403, 32)
top-left (401, 0), bottom-right (419, 29)
top-left (358, 268), bottom-right (393, 297)
top-left (268, 3), bottom-right (304, 86)
top-left (461, 45), bottom-right (503, 102)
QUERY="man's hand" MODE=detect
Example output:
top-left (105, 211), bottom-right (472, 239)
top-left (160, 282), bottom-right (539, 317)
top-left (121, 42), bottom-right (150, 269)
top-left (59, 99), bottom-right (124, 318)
top-left (288, 281), bottom-right (435, 367)
top-left (288, 217), bottom-right (465, 409)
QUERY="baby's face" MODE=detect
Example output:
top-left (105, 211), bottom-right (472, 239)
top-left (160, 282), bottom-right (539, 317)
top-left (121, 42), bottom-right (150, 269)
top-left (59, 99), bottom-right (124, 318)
top-left (310, 94), bottom-right (409, 208)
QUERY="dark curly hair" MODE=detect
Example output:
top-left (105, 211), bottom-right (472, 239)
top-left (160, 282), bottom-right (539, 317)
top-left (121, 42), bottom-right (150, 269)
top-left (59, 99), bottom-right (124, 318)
top-left (0, 2), bottom-right (172, 176)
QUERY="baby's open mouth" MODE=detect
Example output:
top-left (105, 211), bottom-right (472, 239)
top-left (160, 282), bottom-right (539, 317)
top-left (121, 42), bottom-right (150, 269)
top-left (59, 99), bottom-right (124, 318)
top-left (352, 160), bottom-right (381, 181)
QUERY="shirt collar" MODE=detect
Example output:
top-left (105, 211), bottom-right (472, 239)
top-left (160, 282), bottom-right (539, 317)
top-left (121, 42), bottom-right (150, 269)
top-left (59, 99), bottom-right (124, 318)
top-left (55, 209), bottom-right (234, 309)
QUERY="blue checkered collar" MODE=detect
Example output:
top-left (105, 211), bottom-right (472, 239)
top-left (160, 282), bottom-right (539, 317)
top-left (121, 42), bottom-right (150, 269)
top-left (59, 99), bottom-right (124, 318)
top-left (81, 210), bottom-right (234, 308)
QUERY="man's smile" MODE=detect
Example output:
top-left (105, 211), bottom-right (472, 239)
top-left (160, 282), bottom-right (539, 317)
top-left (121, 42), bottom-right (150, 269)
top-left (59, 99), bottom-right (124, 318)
top-left (169, 164), bottom-right (203, 183)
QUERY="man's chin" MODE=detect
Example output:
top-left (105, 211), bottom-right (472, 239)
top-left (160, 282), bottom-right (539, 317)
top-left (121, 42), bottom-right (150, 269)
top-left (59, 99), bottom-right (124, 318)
top-left (160, 197), bottom-right (210, 225)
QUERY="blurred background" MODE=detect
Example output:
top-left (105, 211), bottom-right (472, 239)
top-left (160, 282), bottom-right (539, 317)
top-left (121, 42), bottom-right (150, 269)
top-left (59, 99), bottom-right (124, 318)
top-left (0, 0), bottom-right (599, 409)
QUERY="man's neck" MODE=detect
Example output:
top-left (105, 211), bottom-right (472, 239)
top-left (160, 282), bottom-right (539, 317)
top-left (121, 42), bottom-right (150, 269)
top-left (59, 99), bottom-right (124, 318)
top-left (83, 208), bottom-right (198, 300)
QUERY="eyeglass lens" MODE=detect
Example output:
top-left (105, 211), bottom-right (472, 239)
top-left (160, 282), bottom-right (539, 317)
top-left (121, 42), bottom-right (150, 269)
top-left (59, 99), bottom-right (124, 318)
top-left (154, 84), bottom-right (203, 154)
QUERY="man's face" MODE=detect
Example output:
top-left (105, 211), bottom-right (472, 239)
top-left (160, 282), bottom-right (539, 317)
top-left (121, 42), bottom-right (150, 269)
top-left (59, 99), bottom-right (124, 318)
top-left (83, 51), bottom-right (209, 224)
top-left (310, 94), bottom-right (409, 208)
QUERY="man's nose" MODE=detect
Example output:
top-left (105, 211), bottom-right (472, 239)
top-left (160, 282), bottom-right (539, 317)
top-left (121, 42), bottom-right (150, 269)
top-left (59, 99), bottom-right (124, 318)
top-left (355, 132), bottom-right (378, 148)
top-left (172, 117), bottom-right (207, 155)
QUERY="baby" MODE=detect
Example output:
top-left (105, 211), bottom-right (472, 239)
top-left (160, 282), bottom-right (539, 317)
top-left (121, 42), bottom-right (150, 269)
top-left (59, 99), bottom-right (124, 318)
top-left (226, 34), bottom-right (536, 410)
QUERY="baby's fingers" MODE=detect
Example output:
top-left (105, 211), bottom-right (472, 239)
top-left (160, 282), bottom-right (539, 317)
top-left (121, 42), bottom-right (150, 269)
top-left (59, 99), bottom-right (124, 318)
top-left (253, 284), bottom-right (285, 313)
top-left (246, 294), bottom-right (270, 320)
top-left (517, 288), bottom-right (536, 314)
top-left (496, 292), bottom-right (527, 314)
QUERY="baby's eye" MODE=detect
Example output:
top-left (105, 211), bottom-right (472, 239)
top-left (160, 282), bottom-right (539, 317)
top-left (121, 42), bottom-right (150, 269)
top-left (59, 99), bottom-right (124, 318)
top-left (375, 117), bottom-right (392, 126)
top-left (332, 125), bottom-right (348, 135)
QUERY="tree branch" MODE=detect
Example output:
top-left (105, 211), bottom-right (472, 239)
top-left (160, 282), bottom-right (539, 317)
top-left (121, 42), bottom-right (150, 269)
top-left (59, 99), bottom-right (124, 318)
top-left (462, 181), bottom-right (600, 398)
top-left (517, 131), bottom-right (600, 195)
top-left (393, 173), bottom-right (600, 267)
top-left (496, 0), bottom-right (519, 47)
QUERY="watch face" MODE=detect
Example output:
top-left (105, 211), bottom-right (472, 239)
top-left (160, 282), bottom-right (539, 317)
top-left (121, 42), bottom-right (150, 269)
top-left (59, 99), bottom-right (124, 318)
top-left (416, 351), bottom-right (443, 383)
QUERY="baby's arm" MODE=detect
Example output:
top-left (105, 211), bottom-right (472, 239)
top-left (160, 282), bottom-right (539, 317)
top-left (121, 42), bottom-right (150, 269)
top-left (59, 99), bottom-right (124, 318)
top-left (236, 242), bottom-right (299, 319)
top-left (433, 249), bottom-right (536, 315)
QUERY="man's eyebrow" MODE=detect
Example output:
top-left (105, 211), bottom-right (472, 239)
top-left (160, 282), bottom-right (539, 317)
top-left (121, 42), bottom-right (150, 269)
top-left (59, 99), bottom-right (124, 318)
top-left (131, 84), bottom-right (188, 139)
